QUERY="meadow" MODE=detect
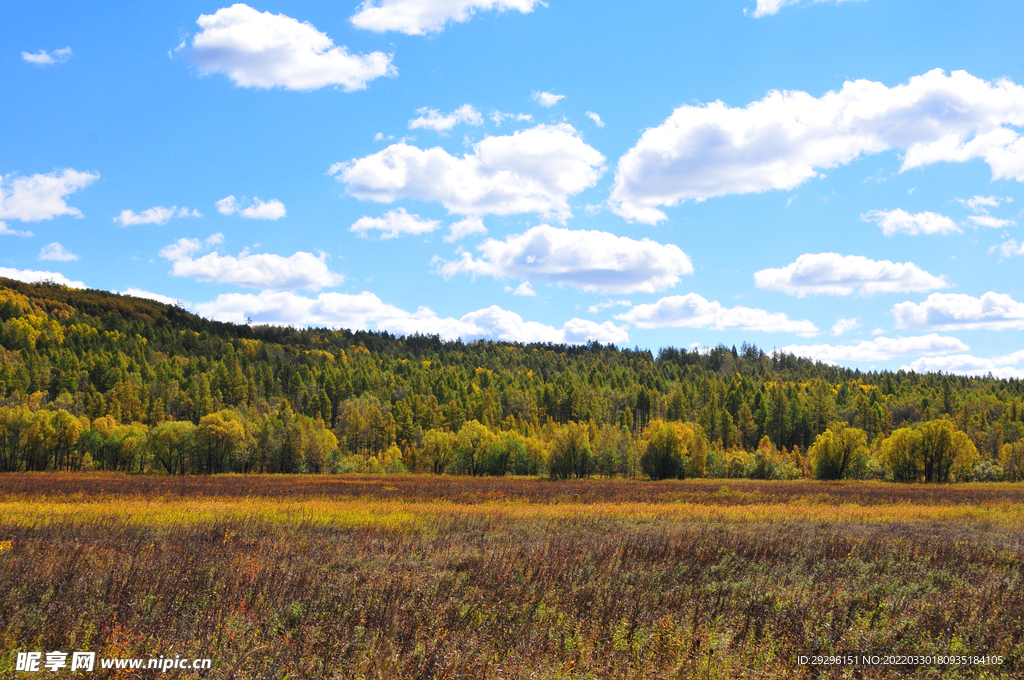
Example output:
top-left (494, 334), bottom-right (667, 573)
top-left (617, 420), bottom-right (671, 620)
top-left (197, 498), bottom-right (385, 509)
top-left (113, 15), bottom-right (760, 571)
top-left (2, 474), bottom-right (1022, 679)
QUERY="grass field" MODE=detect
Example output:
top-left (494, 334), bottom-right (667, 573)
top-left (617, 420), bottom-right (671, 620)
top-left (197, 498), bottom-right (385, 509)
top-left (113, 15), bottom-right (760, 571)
top-left (2, 475), bottom-right (1022, 678)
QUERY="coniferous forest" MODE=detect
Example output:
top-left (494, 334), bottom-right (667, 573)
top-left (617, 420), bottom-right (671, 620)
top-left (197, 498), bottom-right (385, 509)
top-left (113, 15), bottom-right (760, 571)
top-left (2, 277), bottom-right (1022, 482)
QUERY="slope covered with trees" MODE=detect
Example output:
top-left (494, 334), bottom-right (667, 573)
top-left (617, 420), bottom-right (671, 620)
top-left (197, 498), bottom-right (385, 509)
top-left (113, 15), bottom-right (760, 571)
top-left (1, 278), bottom-right (1021, 481)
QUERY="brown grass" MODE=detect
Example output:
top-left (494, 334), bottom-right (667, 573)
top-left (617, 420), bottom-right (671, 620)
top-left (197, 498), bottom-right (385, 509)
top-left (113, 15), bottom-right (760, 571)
top-left (1, 474), bottom-right (1022, 679)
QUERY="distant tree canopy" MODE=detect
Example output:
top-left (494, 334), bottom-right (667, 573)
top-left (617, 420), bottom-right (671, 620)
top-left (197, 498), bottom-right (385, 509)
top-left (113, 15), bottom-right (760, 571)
top-left (0, 278), bottom-right (1022, 482)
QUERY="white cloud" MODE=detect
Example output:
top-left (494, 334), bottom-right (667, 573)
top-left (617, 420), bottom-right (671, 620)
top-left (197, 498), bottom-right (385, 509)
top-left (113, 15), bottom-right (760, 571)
top-left (893, 292), bottom-right (1024, 331)
top-left (0, 267), bottom-right (85, 289)
top-left (350, 0), bottom-right (543, 35)
top-left (783, 334), bottom-right (970, 364)
top-left (586, 111), bottom-right (605, 128)
top-left (0, 222), bottom-right (33, 237)
top-left (0, 169), bottom-right (99, 222)
top-left (334, 123), bottom-right (605, 222)
top-left (750, 0), bottom-right (859, 19)
top-left (38, 242), bottom-right (78, 262)
top-left (996, 348), bottom-right (1024, 365)
top-left (21, 47), bottom-right (72, 66)
top-left (587, 299), bottom-right (632, 314)
top-left (159, 237), bottom-right (343, 291)
top-left (967, 214), bottom-right (1016, 228)
top-left (861, 209), bottom-right (960, 236)
top-left (992, 239), bottom-right (1024, 258)
top-left (958, 195), bottom-right (1012, 213)
top-left (117, 207), bottom-right (175, 225)
top-left (491, 110), bottom-right (533, 126)
top-left (615, 294), bottom-right (819, 336)
top-left (443, 216), bottom-right (486, 242)
top-left (901, 354), bottom-right (1024, 379)
top-left (351, 208), bottom-right (440, 238)
top-left (754, 253), bottom-right (948, 297)
top-left (215, 195), bottom-right (286, 220)
top-left (241, 198), bottom-right (285, 220)
top-left (831, 317), bottom-right (861, 336)
top-left (191, 4), bottom-right (396, 91)
top-left (532, 91), bottom-right (565, 107)
top-left (408, 104), bottom-right (483, 132)
top-left (114, 206), bottom-right (202, 226)
top-left (119, 288), bottom-right (189, 307)
top-left (611, 69), bottom-right (1024, 223)
top-left (216, 196), bottom-right (239, 215)
top-left (437, 224), bottom-right (693, 294)
top-left (509, 281), bottom-right (535, 296)
top-left (195, 290), bottom-right (628, 344)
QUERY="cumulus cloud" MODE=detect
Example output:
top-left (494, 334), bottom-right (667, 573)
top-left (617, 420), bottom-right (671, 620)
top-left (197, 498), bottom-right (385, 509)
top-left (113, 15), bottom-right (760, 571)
top-left (782, 334), bottom-right (970, 364)
top-left (114, 206), bottom-right (202, 226)
top-left (195, 290), bottom-right (628, 344)
top-left (967, 214), bottom-right (1016, 228)
top-left (119, 288), bottom-right (189, 307)
top-left (509, 281), bottom-right (535, 296)
top-left (191, 4), bottom-right (395, 91)
top-left (615, 294), bottom-right (819, 336)
top-left (443, 216), bottom-right (486, 242)
top-left (754, 253), bottom-right (948, 297)
top-left (893, 292), bottom-right (1024, 331)
top-left (21, 47), bottom-right (72, 66)
top-left (611, 69), bottom-right (1024, 223)
top-left (901, 354), bottom-right (1024, 379)
top-left (437, 224), bottom-right (693, 294)
top-left (350, 0), bottom-right (543, 35)
top-left (992, 239), bottom-right (1024, 258)
top-left (215, 196), bottom-right (240, 215)
top-left (586, 112), bottom-right (605, 128)
top-left (0, 169), bottom-right (99, 222)
top-left (532, 91), bottom-right (565, 107)
top-left (38, 242), bottom-right (78, 262)
top-left (351, 208), bottom-right (440, 238)
top-left (0, 266), bottom-right (85, 288)
top-left (159, 237), bottom-right (343, 291)
top-left (831, 317), bottom-right (861, 336)
top-left (861, 209), bottom-right (960, 236)
top-left (408, 104), bottom-right (483, 132)
top-left (216, 195), bottom-right (286, 220)
top-left (333, 123), bottom-right (605, 222)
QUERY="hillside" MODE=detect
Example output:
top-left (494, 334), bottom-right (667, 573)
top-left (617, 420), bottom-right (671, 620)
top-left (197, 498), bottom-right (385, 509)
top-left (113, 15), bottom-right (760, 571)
top-left (1, 278), bottom-right (1021, 479)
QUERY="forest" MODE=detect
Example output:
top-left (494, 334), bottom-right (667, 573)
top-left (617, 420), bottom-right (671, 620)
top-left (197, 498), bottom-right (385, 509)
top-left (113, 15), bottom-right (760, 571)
top-left (1, 277), bottom-right (1022, 482)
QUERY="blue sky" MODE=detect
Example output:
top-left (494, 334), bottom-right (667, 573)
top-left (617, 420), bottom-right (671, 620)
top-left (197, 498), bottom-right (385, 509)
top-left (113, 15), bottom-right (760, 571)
top-left (2, 0), bottom-right (1023, 375)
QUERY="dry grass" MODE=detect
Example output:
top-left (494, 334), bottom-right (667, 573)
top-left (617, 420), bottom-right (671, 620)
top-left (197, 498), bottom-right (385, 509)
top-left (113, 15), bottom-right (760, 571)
top-left (2, 474), bottom-right (1022, 679)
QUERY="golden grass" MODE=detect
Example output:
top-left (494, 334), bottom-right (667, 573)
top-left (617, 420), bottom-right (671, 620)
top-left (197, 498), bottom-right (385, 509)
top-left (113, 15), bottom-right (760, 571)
top-left (4, 493), bottom-right (1022, 531)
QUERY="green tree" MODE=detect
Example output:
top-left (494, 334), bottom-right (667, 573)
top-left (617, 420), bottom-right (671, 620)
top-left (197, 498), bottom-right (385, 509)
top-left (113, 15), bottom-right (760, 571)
top-left (640, 420), bottom-right (706, 480)
top-left (420, 429), bottom-right (457, 474)
top-left (196, 410), bottom-right (247, 473)
top-left (148, 420), bottom-right (197, 475)
top-left (881, 427), bottom-right (923, 482)
top-left (548, 421), bottom-right (593, 479)
top-left (809, 422), bottom-right (867, 480)
top-left (455, 420), bottom-right (495, 476)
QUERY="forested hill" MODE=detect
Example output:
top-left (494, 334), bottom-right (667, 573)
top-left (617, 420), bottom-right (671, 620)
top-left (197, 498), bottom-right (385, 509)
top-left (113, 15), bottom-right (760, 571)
top-left (1, 278), bottom-right (1022, 479)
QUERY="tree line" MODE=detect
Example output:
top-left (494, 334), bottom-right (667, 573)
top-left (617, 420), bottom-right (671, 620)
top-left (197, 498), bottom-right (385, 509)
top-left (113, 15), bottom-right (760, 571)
top-left (1, 278), bottom-right (1022, 481)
